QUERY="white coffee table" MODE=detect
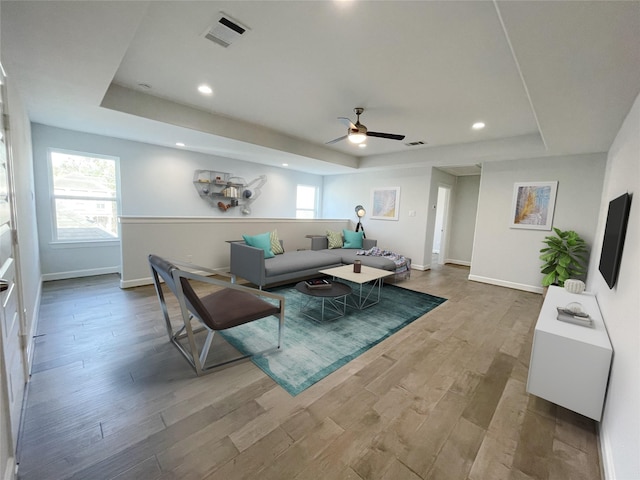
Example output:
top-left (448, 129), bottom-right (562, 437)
top-left (319, 264), bottom-right (393, 309)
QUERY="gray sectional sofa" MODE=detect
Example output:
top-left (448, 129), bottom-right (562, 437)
top-left (230, 237), bottom-right (395, 288)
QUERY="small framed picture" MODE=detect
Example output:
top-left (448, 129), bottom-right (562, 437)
top-left (371, 187), bottom-right (400, 221)
top-left (510, 181), bottom-right (558, 230)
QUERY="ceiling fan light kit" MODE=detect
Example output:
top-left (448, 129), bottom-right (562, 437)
top-left (348, 133), bottom-right (366, 144)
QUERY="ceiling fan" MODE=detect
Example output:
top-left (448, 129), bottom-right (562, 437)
top-left (326, 107), bottom-right (405, 145)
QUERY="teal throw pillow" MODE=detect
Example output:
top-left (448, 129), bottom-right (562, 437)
top-left (242, 232), bottom-right (275, 259)
top-left (326, 230), bottom-right (343, 249)
top-left (343, 229), bottom-right (364, 249)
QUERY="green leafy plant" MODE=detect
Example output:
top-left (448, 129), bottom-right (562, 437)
top-left (539, 228), bottom-right (588, 287)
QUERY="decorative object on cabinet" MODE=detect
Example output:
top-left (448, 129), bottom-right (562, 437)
top-left (564, 278), bottom-right (586, 294)
top-left (193, 170), bottom-right (266, 214)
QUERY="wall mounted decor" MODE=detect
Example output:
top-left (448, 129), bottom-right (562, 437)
top-left (193, 170), bottom-right (266, 214)
top-left (371, 187), bottom-right (400, 221)
top-left (510, 181), bottom-right (558, 230)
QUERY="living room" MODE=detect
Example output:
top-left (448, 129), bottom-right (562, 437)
top-left (1, 1), bottom-right (639, 479)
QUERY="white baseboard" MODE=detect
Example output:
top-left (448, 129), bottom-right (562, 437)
top-left (411, 264), bottom-right (429, 271)
top-left (598, 422), bottom-right (615, 479)
top-left (468, 274), bottom-right (543, 294)
top-left (445, 259), bottom-right (471, 267)
top-left (4, 457), bottom-right (16, 480)
top-left (25, 280), bottom-right (43, 375)
top-left (120, 267), bottom-right (227, 289)
top-left (41, 266), bottom-right (120, 282)
top-left (120, 277), bottom-right (153, 289)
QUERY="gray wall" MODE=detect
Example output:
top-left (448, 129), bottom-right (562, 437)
top-left (322, 166), bottom-right (480, 270)
top-left (470, 153), bottom-right (607, 293)
top-left (447, 175), bottom-right (480, 265)
top-left (322, 167), bottom-right (434, 269)
top-left (586, 92), bottom-right (639, 479)
top-left (31, 124), bottom-right (324, 279)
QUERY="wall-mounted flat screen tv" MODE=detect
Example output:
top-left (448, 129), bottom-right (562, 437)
top-left (598, 192), bottom-right (632, 289)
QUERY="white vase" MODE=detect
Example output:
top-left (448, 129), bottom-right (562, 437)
top-left (564, 279), bottom-right (586, 294)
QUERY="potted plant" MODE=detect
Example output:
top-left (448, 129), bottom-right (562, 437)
top-left (539, 228), bottom-right (588, 287)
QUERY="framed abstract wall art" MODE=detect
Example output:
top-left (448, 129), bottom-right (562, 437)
top-left (371, 187), bottom-right (400, 221)
top-left (510, 181), bottom-right (558, 230)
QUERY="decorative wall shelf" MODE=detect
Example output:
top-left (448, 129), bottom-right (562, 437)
top-left (193, 170), bottom-right (266, 214)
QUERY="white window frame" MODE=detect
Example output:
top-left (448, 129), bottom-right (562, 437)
top-left (48, 148), bottom-right (121, 244)
top-left (296, 184), bottom-right (319, 219)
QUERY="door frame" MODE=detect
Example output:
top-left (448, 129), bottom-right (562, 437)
top-left (0, 63), bottom-right (28, 476)
top-left (433, 184), bottom-right (451, 265)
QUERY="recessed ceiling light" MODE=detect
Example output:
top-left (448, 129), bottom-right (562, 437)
top-left (472, 122), bottom-right (485, 130)
top-left (176, 142), bottom-right (185, 147)
top-left (282, 163), bottom-right (289, 167)
top-left (198, 84), bottom-right (213, 95)
top-left (358, 143), bottom-right (367, 148)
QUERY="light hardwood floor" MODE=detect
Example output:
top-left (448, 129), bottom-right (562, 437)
top-left (16, 264), bottom-right (602, 480)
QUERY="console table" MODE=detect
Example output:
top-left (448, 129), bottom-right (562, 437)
top-left (526, 285), bottom-right (612, 421)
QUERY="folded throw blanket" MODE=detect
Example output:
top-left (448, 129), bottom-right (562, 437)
top-left (356, 247), bottom-right (411, 274)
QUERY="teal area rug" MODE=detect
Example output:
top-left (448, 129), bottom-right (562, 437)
top-left (220, 283), bottom-right (447, 396)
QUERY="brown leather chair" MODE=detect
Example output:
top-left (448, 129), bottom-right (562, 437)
top-left (149, 254), bottom-right (285, 375)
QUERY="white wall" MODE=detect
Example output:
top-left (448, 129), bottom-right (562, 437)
top-left (586, 92), bottom-right (639, 480)
top-left (31, 124), bottom-right (323, 278)
top-left (470, 153), bottom-right (606, 293)
top-left (322, 167), bottom-right (433, 269)
top-left (448, 175), bottom-right (480, 265)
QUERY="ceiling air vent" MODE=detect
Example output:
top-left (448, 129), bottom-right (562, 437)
top-left (203, 13), bottom-right (249, 48)
top-left (405, 141), bottom-right (426, 147)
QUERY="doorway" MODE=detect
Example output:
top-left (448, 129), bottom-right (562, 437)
top-left (432, 185), bottom-right (451, 266)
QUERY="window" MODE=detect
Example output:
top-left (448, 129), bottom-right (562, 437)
top-left (296, 185), bottom-right (317, 219)
top-left (49, 149), bottom-right (120, 242)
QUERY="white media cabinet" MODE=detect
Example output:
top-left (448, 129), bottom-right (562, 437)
top-left (527, 285), bottom-right (612, 421)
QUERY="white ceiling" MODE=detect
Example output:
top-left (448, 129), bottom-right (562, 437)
top-left (2, 1), bottom-right (639, 175)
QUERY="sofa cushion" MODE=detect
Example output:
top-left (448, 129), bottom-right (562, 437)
top-left (270, 230), bottom-right (284, 255)
top-left (264, 250), bottom-right (339, 277)
top-left (326, 230), bottom-right (343, 249)
top-left (242, 232), bottom-right (274, 259)
top-left (342, 229), bottom-right (364, 249)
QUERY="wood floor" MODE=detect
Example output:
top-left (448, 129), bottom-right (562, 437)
top-left (16, 264), bottom-right (602, 480)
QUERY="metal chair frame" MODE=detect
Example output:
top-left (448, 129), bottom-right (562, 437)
top-left (149, 256), bottom-right (285, 376)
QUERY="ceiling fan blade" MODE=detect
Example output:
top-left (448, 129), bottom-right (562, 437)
top-left (338, 117), bottom-right (356, 130)
top-left (367, 131), bottom-right (406, 141)
top-left (326, 135), bottom-right (348, 145)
